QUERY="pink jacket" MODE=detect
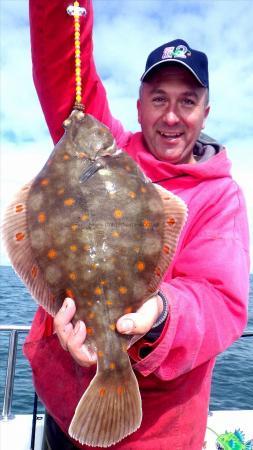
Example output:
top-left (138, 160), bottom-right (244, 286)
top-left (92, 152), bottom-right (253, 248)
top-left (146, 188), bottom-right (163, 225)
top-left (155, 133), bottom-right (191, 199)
top-left (24, 1), bottom-right (250, 449)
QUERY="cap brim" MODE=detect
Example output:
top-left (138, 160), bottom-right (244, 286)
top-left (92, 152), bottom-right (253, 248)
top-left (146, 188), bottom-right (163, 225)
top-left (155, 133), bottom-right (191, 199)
top-left (141, 59), bottom-right (207, 87)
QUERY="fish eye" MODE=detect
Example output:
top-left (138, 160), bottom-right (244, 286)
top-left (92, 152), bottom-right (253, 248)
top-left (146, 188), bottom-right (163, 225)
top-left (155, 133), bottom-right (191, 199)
top-left (63, 118), bottom-right (72, 129)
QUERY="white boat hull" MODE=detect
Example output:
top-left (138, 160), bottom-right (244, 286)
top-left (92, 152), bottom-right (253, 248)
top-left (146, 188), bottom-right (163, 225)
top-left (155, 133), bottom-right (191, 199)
top-left (0, 410), bottom-right (252, 450)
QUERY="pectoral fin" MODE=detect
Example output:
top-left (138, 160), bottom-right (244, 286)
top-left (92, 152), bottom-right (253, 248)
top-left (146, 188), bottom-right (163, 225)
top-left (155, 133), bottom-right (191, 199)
top-left (79, 159), bottom-right (105, 183)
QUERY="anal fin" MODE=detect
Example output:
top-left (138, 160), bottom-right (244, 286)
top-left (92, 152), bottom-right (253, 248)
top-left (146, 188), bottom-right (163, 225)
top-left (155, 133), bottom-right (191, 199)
top-left (148, 186), bottom-right (188, 293)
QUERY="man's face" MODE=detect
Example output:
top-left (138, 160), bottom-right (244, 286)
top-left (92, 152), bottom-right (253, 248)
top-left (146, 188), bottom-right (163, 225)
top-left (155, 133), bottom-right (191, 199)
top-left (137, 65), bottom-right (210, 164)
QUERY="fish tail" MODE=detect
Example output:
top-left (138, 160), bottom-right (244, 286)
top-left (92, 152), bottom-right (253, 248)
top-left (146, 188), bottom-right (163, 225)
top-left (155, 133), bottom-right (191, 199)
top-left (68, 362), bottom-right (142, 447)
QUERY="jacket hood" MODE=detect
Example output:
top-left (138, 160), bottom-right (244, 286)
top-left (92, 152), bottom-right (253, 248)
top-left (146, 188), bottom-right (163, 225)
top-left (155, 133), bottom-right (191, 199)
top-left (125, 132), bottom-right (232, 183)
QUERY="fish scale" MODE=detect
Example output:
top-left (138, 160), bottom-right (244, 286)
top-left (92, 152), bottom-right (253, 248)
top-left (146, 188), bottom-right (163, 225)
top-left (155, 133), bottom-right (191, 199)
top-left (2, 110), bottom-right (188, 447)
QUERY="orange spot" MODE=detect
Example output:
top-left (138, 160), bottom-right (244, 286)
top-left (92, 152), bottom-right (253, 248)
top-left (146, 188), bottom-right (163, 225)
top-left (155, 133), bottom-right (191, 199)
top-left (47, 249), bottom-right (57, 259)
top-left (106, 300), bottom-right (113, 306)
top-left (31, 265), bottom-right (38, 278)
top-left (40, 178), bottom-right (49, 186)
top-left (38, 212), bottom-right (46, 223)
top-left (128, 191), bottom-right (136, 199)
top-left (99, 387), bottom-right (106, 397)
top-left (114, 209), bottom-right (123, 219)
top-left (155, 267), bottom-right (161, 277)
top-left (64, 198), bottom-right (75, 206)
top-left (121, 343), bottom-right (128, 353)
top-left (58, 188), bottom-right (65, 195)
top-left (77, 152), bottom-right (87, 159)
top-left (119, 286), bottom-right (127, 295)
top-left (63, 154), bottom-right (70, 160)
top-left (167, 217), bottom-right (176, 225)
top-left (143, 219), bottom-right (152, 229)
top-left (71, 224), bottom-right (78, 231)
top-left (100, 280), bottom-right (108, 286)
top-left (91, 263), bottom-right (98, 270)
top-left (70, 244), bottom-right (77, 252)
top-left (110, 362), bottom-right (116, 370)
top-left (117, 386), bottom-right (125, 396)
top-left (98, 350), bottom-right (104, 357)
top-left (66, 289), bottom-right (74, 299)
top-left (15, 204), bottom-right (24, 213)
top-left (141, 186), bottom-right (147, 193)
top-left (136, 261), bottom-right (145, 272)
top-left (83, 244), bottom-right (90, 252)
top-left (112, 231), bottom-right (120, 238)
top-left (69, 272), bottom-right (77, 281)
top-left (88, 312), bottom-right (95, 319)
top-left (109, 323), bottom-right (116, 331)
top-left (15, 232), bottom-right (25, 241)
top-left (86, 327), bottom-right (94, 335)
top-left (124, 306), bottom-right (133, 314)
top-left (94, 287), bottom-right (102, 295)
top-left (87, 300), bottom-right (93, 306)
top-left (163, 245), bottom-right (170, 254)
top-left (81, 213), bottom-right (89, 221)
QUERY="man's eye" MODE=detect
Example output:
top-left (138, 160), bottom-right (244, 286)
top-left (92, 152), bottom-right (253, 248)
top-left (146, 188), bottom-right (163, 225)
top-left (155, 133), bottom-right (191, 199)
top-left (152, 97), bottom-right (166, 104)
top-left (181, 98), bottom-right (195, 106)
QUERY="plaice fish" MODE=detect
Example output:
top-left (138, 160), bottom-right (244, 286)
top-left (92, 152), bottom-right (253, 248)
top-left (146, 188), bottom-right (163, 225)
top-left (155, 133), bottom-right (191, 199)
top-left (2, 110), bottom-right (187, 447)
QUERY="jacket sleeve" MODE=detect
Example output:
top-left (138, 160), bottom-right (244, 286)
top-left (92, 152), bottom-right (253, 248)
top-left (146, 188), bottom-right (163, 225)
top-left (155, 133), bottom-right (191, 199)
top-left (129, 181), bottom-right (250, 380)
top-left (29, 0), bottom-right (127, 145)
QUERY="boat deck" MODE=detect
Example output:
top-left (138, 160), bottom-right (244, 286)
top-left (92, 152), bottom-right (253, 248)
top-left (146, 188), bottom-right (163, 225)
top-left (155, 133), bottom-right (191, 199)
top-left (1, 410), bottom-right (252, 449)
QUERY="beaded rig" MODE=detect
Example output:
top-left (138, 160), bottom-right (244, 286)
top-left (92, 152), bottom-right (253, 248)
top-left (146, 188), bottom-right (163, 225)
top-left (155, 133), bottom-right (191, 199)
top-left (67, 2), bottom-right (87, 111)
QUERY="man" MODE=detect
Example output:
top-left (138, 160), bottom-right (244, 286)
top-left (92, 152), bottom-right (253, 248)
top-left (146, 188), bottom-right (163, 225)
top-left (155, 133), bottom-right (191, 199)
top-left (25, 1), bottom-right (250, 449)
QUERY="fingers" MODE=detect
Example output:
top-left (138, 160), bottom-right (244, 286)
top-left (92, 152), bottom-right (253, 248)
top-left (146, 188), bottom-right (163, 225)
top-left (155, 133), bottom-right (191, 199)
top-left (66, 320), bottom-right (97, 366)
top-left (54, 297), bottom-right (76, 350)
top-left (54, 298), bottom-right (97, 367)
top-left (116, 295), bottom-right (163, 336)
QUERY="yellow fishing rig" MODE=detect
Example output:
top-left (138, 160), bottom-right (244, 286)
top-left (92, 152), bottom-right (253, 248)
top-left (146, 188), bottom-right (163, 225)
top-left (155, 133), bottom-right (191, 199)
top-left (67, 2), bottom-right (87, 111)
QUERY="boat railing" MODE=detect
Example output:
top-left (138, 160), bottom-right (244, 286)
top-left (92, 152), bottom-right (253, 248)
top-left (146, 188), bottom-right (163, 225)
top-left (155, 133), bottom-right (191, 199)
top-left (1, 324), bottom-right (253, 424)
top-left (0, 325), bottom-right (32, 421)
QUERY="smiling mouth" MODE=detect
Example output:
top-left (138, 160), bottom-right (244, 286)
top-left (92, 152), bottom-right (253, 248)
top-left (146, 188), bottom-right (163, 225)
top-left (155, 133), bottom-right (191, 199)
top-left (158, 131), bottom-right (183, 139)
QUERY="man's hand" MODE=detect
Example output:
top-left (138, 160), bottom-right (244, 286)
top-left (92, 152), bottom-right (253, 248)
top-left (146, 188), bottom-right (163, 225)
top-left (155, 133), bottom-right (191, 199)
top-left (54, 295), bottom-right (164, 367)
top-left (54, 298), bottom-right (97, 367)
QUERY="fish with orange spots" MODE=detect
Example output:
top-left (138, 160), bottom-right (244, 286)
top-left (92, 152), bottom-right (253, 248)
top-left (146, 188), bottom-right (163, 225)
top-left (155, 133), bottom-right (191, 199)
top-left (2, 110), bottom-right (187, 447)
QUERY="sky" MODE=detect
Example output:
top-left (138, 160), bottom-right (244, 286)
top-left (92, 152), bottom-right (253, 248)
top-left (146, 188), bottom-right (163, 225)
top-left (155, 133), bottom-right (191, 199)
top-left (0, 0), bottom-right (252, 270)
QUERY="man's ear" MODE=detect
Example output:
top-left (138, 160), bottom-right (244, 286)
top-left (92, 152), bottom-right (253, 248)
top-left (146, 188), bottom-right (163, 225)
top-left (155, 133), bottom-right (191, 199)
top-left (137, 99), bottom-right (141, 124)
top-left (202, 105), bottom-right (210, 130)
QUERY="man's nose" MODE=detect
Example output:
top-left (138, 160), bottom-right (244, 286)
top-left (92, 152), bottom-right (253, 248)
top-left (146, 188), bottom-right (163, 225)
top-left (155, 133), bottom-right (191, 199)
top-left (163, 109), bottom-right (180, 125)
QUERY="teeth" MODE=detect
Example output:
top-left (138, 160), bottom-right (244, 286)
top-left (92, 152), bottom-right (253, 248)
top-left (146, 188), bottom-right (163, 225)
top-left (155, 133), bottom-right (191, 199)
top-left (160, 132), bottom-right (181, 137)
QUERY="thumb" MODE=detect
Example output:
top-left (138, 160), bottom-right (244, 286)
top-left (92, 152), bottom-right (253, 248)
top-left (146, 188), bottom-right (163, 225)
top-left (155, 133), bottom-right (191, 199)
top-left (116, 295), bottom-right (162, 335)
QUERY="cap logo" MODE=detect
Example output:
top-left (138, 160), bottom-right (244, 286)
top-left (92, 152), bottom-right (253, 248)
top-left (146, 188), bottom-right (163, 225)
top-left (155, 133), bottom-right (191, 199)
top-left (162, 45), bottom-right (191, 60)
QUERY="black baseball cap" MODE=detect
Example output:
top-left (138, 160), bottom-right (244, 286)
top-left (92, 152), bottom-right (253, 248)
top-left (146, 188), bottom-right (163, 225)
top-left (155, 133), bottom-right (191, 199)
top-left (141, 39), bottom-right (209, 89)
